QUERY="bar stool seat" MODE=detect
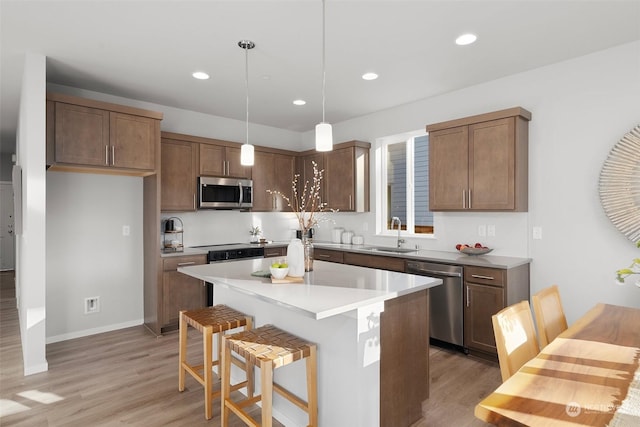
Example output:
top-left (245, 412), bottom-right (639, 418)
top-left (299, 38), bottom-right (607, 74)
top-left (179, 304), bottom-right (253, 420)
top-left (221, 324), bottom-right (318, 427)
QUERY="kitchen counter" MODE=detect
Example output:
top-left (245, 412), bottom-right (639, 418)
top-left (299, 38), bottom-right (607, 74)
top-left (179, 259), bottom-right (441, 427)
top-left (313, 242), bottom-right (530, 269)
top-left (179, 258), bottom-right (441, 320)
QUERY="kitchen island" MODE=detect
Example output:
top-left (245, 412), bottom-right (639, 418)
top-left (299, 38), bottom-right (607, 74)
top-left (179, 258), bottom-right (442, 427)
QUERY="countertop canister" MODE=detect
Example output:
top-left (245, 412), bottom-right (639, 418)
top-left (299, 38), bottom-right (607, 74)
top-left (332, 227), bottom-right (344, 244)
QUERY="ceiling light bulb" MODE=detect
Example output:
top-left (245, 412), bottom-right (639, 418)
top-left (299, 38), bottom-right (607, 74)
top-left (192, 71), bottom-right (210, 80)
top-left (293, 99), bottom-right (306, 106)
top-left (455, 33), bottom-right (477, 46)
top-left (362, 72), bottom-right (378, 81)
top-left (315, 122), bottom-right (333, 152)
top-left (240, 143), bottom-right (254, 166)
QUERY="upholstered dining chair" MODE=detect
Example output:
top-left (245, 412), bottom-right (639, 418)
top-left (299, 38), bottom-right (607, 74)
top-left (531, 285), bottom-right (568, 348)
top-left (492, 300), bottom-right (540, 382)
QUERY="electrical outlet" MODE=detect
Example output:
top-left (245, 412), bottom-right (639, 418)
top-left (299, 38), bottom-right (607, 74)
top-left (533, 226), bottom-right (542, 240)
top-left (85, 297), bottom-right (100, 314)
top-left (487, 225), bottom-right (496, 237)
top-left (122, 225), bottom-right (130, 236)
top-left (478, 225), bottom-right (487, 237)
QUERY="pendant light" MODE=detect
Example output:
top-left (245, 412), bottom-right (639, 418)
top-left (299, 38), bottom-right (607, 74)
top-left (239, 40), bottom-right (255, 166)
top-left (315, 0), bottom-right (333, 152)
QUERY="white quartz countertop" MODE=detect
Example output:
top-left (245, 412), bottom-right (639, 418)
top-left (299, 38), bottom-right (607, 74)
top-left (178, 258), bottom-right (442, 320)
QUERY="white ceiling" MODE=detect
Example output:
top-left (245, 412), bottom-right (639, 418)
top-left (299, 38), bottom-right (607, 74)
top-left (1, 0), bottom-right (639, 154)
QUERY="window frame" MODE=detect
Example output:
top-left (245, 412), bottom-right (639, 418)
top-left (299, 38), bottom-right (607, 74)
top-left (375, 129), bottom-right (434, 238)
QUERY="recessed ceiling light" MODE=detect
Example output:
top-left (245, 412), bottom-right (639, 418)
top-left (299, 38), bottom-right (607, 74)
top-left (293, 99), bottom-right (306, 106)
top-left (455, 33), bottom-right (477, 46)
top-left (362, 72), bottom-right (378, 81)
top-left (192, 71), bottom-right (210, 80)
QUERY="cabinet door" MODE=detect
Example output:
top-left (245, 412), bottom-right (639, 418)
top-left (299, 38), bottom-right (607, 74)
top-left (299, 152), bottom-right (325, 201)
top-left (110, 112), bottom-right (156, 170)
top-left (429, 126), bottom-right (469, 210)
top-left (469, 117), bottom-right (515, 210)
top-left (199, 143), bottom-right (225, 176)
top-left (252, 151), bottom-right (275, 211)
top-left (226, 146), bottom-right (252, 178)
top-left (464, 282), bottom-right (503, 354)
top-left (325, 147), bottom-right (355, 211)
top-left (162, 270), bottom-right (206, 327)
top-left (273, 153), bottom-right (295, 211)
top-left (161, 139), bottom-right (197, 211)
top-left (343, 252), bottom-right (405, 272)
top-left (264, 246), bottom-right (287, 258)
top-left (55, 102), bottom-right (110, 166)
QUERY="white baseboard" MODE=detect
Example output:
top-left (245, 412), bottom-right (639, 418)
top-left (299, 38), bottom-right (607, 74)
top-left (24, 361), bottom-right (48, 376)
top-left (46, 318), bottom-right (144, 344)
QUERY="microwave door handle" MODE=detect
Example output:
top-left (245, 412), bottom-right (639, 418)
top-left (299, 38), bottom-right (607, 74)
top-left (238, 182), bottom-right (243, 206)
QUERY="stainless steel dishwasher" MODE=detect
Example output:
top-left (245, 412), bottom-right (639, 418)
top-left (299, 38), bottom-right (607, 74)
top-left (406, 260), bottom-right (464, 348)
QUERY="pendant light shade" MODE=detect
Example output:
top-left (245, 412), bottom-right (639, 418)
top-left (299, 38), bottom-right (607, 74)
top-left (239, 40), bottom-right (255, 166)
top-left (315, 122), bottom-right (333, 152)
top-left (240, 143), bottom-right (254, 165)
top-left (316, 0), bottom-right (333, 152)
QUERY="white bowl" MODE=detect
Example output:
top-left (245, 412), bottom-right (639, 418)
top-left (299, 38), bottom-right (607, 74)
top-left (270, 267), bottom-right (289, 280)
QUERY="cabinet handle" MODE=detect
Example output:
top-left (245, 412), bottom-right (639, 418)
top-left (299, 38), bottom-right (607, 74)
top-left (468, 189), bottom-right (472, 209)
top-left (317, 254), bottom-right (331, 259)
top-left (349, 195), bottom-right (353, 210)
top-left (462, 190), bottom-right (466, 209)
top-left (105, 146), bottom-right (109, 165)
top-left (466, 286), bottom-right (470, 307)
top-left (471, 274), bottom-right (494, 280)
top-left (193, 194), bottom-right (196, 210)
top-left (112, 146), bottom-right (115, 165)
top-left (177, 261), bottom-right (196, 266)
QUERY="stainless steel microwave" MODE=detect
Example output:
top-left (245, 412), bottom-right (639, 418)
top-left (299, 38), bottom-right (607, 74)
top-left (198, 177), bottom-right (253, 209)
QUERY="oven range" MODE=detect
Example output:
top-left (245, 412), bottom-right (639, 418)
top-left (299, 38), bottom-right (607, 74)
top-left (190, 243), bottom-right (266, 306)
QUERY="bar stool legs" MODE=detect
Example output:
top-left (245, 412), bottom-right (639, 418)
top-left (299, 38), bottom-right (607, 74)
top-left (221, 324), bottom-right (318, 427)
top-left (178, 305), bottom-right (253, 420)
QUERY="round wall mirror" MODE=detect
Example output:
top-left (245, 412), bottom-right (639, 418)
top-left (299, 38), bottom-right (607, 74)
top-left (599, 125), bottom-right (640, 242)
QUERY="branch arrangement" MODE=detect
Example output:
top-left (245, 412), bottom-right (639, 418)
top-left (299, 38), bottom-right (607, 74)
top-left (267, 161), bottom-right (335, 233)
top-left (615, 241), bottom-right (640, 287)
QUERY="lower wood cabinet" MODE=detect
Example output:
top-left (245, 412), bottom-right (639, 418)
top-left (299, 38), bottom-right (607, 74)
top-left (263, 246), bottom-right (287, 258)
top-left (314, 248), bottom-right (344, 263)
top-left (343, 252), bottom-right (405, 272)
top-left (463, 264), bottom-right (529, 359)
top-left (161, 254), bottom-right (207, 332)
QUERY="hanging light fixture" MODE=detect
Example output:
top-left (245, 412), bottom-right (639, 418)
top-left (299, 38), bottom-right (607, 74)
top-left (315, 0), bottom-right (333, 152)
top-left (239, 40), bottom-right (255, 166)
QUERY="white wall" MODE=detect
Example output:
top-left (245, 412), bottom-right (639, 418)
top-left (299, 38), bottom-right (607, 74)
top-left (304, 41), bottom-right (640, 324)
top-left (46, 172), bottom-right (144, 342)
top-left (17, 53), bottom-right (48, 375)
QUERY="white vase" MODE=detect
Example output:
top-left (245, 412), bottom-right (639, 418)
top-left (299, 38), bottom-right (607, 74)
top-left (287, 238), bottom-right (305, 277)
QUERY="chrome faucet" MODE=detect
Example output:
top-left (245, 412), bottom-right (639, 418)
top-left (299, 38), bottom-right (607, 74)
top-left (391, 217), bottom-right (405, 248)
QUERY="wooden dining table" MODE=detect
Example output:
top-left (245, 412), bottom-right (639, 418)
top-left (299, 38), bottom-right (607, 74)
top-left (475, 303), bottom-right (640, 426)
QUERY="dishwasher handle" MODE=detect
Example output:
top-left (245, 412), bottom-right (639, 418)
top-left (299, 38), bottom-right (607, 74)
top-left (407, 264), bottom-right (462, 278)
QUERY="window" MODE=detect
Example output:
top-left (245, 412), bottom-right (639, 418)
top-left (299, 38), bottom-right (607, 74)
top-left (376, 130), bottom-right (433, 236)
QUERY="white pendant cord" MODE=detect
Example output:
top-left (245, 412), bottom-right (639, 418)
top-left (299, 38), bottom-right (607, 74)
top-left (245, 44), bottom-right (249, 146)
top-left (321, 0), bottom-right (326, 124)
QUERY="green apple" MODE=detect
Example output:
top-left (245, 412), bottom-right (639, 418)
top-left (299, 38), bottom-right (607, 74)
top-left (280, 263), bottom-right (288, 268)
top-left (271, 262), bottom-right (281, 268)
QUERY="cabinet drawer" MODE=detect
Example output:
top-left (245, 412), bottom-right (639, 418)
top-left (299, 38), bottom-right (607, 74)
top-left (464, 266), bottom-right (505, 287)
top-left (344, 252), bottom-right (405, 272)
top-left (315, 248), bottom-right (344, 263)
top-left (264, 246), bottom-right (287, 258)
top-left (163, 255), bottom-right (207, 271)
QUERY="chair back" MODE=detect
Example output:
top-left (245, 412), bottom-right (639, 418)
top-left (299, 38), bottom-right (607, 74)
top-left (492, 300), bottom-right (540, 382)
top-left (532, 285), bottom-right (568, 348)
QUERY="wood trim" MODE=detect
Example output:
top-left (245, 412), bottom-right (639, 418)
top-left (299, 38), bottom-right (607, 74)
top-left (426, 107), bottom-right (532, 132)
top-left (46, 92), bottom-right (164, 120)
top-left (297, 140), bottom-right (371, 157)
top-left (46, 164), bottom-right (156, 177)
top-left (161, 131), bottom-right (244, 149)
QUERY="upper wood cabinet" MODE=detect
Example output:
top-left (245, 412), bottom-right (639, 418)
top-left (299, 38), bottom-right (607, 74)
top-left (46, 93), bottom-right (162, 176)
top-left (427, 107), bottom-right (530, 211)
top-left (161, 133), bottom-right (198, 212)
top-left (252, 149), bottom-right (296, 212)
top-left (297, 140), bottom-right (370, 212)
top-left (200, 142), bottom-right (251, 179)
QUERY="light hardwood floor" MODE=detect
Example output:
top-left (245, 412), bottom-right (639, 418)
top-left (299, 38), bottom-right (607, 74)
top-left (0, 271), bottom-right (499, 426)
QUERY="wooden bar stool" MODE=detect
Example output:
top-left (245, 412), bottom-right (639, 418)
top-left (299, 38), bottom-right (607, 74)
top-left (221, 324), bottom-right (318, 427)
top-left (178, 305), bottom-right (253, 420)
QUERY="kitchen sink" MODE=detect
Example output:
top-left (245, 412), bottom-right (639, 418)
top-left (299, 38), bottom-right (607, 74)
top-left (363, 246), bottom-right (418, 254)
